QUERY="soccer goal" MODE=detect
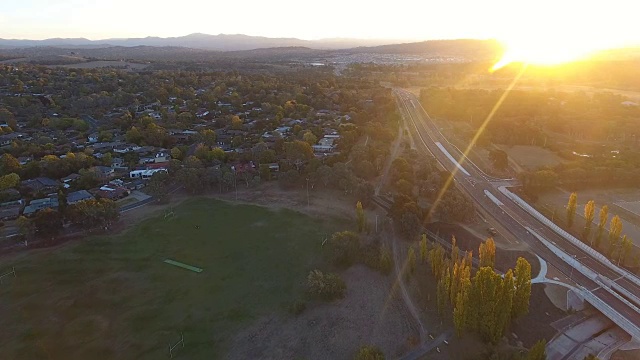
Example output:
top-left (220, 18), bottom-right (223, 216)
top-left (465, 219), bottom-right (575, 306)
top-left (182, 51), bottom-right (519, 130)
top-left (0, 267), bottom-right (16, 285)
top-left (164, 206), bottom-right (175, 220)
top-left (168, 332), bottom-right (184, 358)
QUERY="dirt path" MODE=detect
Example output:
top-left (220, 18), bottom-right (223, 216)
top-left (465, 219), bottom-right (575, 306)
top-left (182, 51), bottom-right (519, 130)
top-left (389, 226), bottom-right (427, 342)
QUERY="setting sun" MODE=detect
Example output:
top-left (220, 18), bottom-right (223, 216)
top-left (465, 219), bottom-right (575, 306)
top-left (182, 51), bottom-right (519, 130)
top-left (491, 38), bottom-right (596, 71)
top-left (488, 1), bottom-right (637, 71)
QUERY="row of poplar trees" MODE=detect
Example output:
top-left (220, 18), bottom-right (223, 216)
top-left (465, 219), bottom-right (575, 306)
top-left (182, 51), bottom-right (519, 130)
top-left (425, 236), bottom-right (532, 343)
top-left (566, 192), bottom-right (634, 265)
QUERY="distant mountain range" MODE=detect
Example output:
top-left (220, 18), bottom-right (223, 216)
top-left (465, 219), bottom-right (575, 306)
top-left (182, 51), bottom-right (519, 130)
top-left (0, 33), bottom-right (406, 51)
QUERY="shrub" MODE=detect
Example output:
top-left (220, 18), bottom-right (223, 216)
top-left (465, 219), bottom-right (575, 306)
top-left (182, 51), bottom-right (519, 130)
top-left (378, 246), bottom-right (393, 275)
top-left (307, 270), bottom-right (346, 301)
top-left (354, 345), bottom-right (385, 360)
top-left (326, 231), bottom-right (361, 267)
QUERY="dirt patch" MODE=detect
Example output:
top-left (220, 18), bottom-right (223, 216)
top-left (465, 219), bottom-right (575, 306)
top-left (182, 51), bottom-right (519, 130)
top-left (510, 284), bottom-right (567, 347)
top-left (614, 348), bottom-right (640, 360)
top-left (544, 283), bottom-right (570, 311)
top-left (121, 183), bottom-right (359, 231)
top-left (226, 265), bottom-right (417, 360)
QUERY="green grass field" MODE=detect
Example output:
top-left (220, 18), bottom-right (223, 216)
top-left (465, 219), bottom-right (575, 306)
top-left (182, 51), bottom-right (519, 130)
top-left (0, 198), bottom-right (345, 359)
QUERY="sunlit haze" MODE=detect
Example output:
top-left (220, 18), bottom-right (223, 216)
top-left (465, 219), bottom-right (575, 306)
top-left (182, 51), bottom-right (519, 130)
top-left (2, 0), bottom-right (638, 55)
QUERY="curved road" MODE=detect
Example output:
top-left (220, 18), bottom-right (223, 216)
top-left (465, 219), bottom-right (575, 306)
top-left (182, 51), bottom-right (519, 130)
top-left (394, 88), bottom-right (640, 339)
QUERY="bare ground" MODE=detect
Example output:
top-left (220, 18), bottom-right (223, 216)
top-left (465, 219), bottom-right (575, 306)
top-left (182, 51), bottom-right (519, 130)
top-left (226, 265), bottom-right (418, 360)
top-left (121, 183), bottom-right (361, 231)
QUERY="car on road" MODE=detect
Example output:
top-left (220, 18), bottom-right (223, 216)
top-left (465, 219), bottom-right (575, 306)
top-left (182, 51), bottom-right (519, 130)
top-left (487, 227), bottom-right (497, 236)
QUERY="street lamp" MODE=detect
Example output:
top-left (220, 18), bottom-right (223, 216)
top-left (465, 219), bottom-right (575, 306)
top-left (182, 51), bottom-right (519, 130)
top-left (306, 178), bottom-right (310, 207)
top-left (569, 255), bottom-right (586, 283)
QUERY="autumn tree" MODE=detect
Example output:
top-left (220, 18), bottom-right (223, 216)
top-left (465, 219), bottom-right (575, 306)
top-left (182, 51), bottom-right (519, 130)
top-left (16, 215), bottom-right (35, 245)
top-left (512, 257), bottom-right (532, 318)
top-left (527, 339), bottom-right (547, 360)
top-left (618, 235), bottom-right (633, 265)
top-left (428, 244), bottom-right (446, 280)
top-left (453, 268), bottom-right (471, 336)
top-left (494, 269), bottom-right (515, 341)
top-left (231, 115), bottom-right (243, 130)
top-left (419, 234), bottom-right (428, 262)
top-left (451, 235), bottom-right (459, 265)
top-left (608, 215), bottom-right (623, 257)
top-left (0, 154), bottom-right (21, 176)
top-left (327, 231), bottom-right (361, 267)
top-left (566, 192), bottom-right (577, 228)
top-left (302, 130), bottom-right (318, 146)
top-left (0, 173), bottom-right (20, 191)
top-left (354, 345), bottom-right (385, 360)
top-left (356, 201), bottom-right (365, 232)
top-left (479, 237), bottom-right (496, 269)
top-left (284, 140), bottom-right (314, 170)
top-left (469, 267), bottom-right (504, 343)
top-left (407, 246), bottom-right (416, 275)
top-left (66, 198), bottom-right (119, 228)
top-left (437, 266), bottom-right (450, 316)
top-left (33, 209), bottom-right (63, 236)
top-left (170, 147), bottom-right (182, 161)
top-left (197, 129), bottom-right (217, 146)
top-left (583, 200), bottom-right (596, 241)
top-left (595, 205), bottom-right (608, 248)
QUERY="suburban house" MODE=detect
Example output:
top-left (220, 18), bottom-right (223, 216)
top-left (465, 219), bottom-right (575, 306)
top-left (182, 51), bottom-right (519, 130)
top-left (312, 134), bottom-right (340, 154)
top-left (129, 168), bottom-right (167, 179)
top-left (124, 179), bottom-right (145, 190)
top-left (23, 197), bottom-right (59, 216)
top-left (266, 163), bottom-right (280, 172)
top-left (94, 185), bottom-right (130, 200)
top-left (92, 166), bottom-right (115, 181)
top-left (17, 156), bottom-right (32, 165)
top-left (154, 151), bottom-right (171, 163)
top-left (20, 177), bottom-right (60, 194)
top-left (111, 157), bottom-right (128, 170)
top-left (67, 190), bottom-right (94, 205)
top-left (0, 133), bottom-right (24, 147)
top-left (0, 199), bottom-right (23, 220)
top-left (61, 173), bottom-right (80, 184)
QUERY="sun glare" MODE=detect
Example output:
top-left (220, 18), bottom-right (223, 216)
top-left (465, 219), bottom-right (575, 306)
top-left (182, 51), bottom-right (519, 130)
top-left (491, 37), bottom-right (598, 71)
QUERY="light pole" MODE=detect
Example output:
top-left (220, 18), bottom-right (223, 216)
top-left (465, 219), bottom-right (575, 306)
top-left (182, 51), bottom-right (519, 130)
top-left (569, 255), bottom-right (586, 283)
top-left (306, 178), bottom-right (310, 207)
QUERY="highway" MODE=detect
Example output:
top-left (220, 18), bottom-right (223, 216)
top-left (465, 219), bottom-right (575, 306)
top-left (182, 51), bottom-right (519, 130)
top-left (393, 88), bottom-right (640, 339)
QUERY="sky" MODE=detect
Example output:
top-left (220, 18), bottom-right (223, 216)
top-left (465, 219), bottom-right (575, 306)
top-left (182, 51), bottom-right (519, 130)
top-left (1, 0), bottom-right (638, 50)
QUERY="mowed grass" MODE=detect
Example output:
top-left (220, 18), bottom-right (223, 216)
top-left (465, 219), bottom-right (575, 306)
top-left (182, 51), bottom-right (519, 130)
top-left (0, 198), bottom-right (344, 359)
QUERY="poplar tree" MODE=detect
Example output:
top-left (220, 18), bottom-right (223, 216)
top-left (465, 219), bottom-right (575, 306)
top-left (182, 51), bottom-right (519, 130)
top-left (608, 215), bottom-right (623, 257)
top-left (512, 257), bottom-right (532, 318)
top-left (451, 236), bottom-right (459, 265)
top-left (419, 234), bottom-right (428, 263)
top-left (407, 246), bottom-right (416, 275)
top-left (479, 238), bottom-right (496, 269)
top-left (619, 235), bottom-right (633, 265)
top-left (356, 201), bottom-right (365, 232)
top-left (566, 192), bottom-right (578, 228)
top-left (595, 205), bottom-right (609, 248)
top-left (583, 200), bottom-right (596, 240)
